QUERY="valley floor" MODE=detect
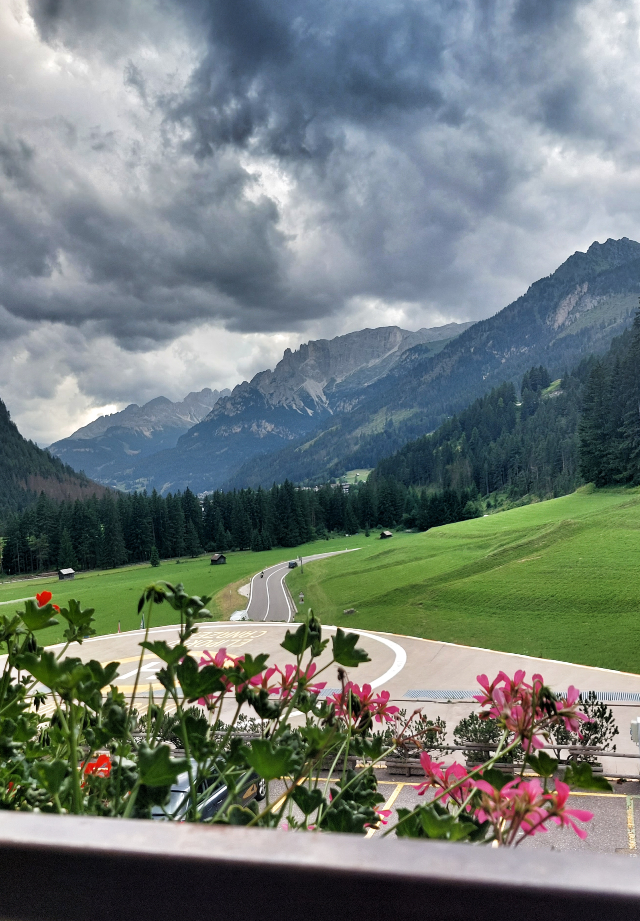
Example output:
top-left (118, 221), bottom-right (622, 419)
top-left (2, 486), bottom-right (640, 673)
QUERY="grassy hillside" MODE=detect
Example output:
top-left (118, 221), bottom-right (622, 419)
top-left (288, 487), bottom-right (640, 674)
top-left (0, 537), bottom-right (355, 645)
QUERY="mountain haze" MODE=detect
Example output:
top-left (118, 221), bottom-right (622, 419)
top-left (49, 388), bottom-right (229, 488)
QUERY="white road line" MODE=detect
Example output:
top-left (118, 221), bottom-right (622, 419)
top-left (280, 570), bottom-right (294, 622)
top-left (0, 597), bottom-right (32, 606)
top-left (322, 626), bottom-right (407, 690)
top-left (116, 660), bottom-right (160, 683)
top-left (263, 566), bottom-right (283, 621)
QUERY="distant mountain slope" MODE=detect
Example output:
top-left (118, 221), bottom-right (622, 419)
top-left (127, 323), bottom-right (474, 493)
top-left (48, 388), bottom-right (229, 488)
top-left (224, 238), bottom-right (640, 488)
top-left (0, 398), bottom-right (109, 521)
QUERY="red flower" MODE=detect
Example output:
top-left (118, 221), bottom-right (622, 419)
top-left (36, 591), bottom-right (59, 612)
top-left (84, 754), bottom-right (111, 777)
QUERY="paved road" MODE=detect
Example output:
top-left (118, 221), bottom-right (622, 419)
top-left (246, 550), bottom-right (360, 622)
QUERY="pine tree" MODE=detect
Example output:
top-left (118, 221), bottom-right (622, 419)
top-left (150, 544), bottom-right (160, 567)
top-left (185, 520), bottom-right (202, 557)
top-left (58, 527), bottom-right (78, 570)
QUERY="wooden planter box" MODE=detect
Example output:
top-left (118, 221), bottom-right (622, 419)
top-left (385, 757), bottom-right (425, 777)
top-left (321, 754), bottom-right (357, 773)
top-left (465, 759), bottom-right (523, 775)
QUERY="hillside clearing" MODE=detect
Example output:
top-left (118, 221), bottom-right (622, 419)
top-left (287, 487), bottom-right (640, 674)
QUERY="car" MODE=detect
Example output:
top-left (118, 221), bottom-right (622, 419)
top-left (151, 764), bottom-right (266, 822)
top-left (288, 560), bottom-right (298, 569)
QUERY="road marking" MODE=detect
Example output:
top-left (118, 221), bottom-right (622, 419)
top-left (322, 627), bottom-right (407, 690)
top-left (0, 597), bottom-right (32, 606)
top-left (279, 569), bottom-right (294, 622)
top-left (263, 566), bottom-right (282, 621)
top-left (627, 796), bottom-right (637, 850)
top-left (365, 782), bottom-right (405, 838)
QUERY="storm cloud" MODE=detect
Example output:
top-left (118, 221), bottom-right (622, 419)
top-left (2, 0), bottom-right (640, 442)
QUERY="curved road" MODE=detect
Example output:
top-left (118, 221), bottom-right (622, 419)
top-left (246, 550), bottom-right (360, 622)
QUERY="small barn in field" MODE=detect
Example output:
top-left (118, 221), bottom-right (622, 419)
top-left (58, 568), bottom-right (75, 580)
top-left (380, 530), bottom-right (393, 540)
top-left (210, 553), bottom-right (227, 565)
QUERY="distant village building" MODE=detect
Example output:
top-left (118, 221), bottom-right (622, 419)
top-left (210, 553), bottom-right (227, 565)
top-left (58, 568), bottom-right (75, 580)
top-left (380, 530), bottom-right (393, 540)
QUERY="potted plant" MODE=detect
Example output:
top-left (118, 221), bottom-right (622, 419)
top-left (384, 711), bottom-right (446, 776)
top-left (453, 712), bottom-right (523, 772)
top-left (548, 692), bottom-right (619, 772)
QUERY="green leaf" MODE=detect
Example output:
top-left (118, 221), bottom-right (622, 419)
top-left (479, 767), bottom-right (512, 789)
top-left (227, 804), bottom-right (258, 825)
top-left (85, 660), bottom-right (120, 688)
top-left (291, 785), bottom-right (325, 816)
top-left (564, 761), bottom-right (612, 792)
top-left (244, 738), bottom-right (297, 781)
top-left (241, 653), bottom-right (270, 679)
top-left (34, 760), bottom-right (68, 795)
top-left (527, 751), bottom-right (559, 778)
top-left (140, 641), bottom-right (187, 667)
top-left (357, 735), bottom-right (385, 761)
top-left (20, 600), bottom-right (59, 632)
top-left (419, 803), bottom-right (477, 841)
top-left (176, 656), bottom-right (226, 701)
top-left (280, 623), bottom-right (309, 657)
top-left (58, 599), bottom-right (95, 628)
top-left (14, 651), bottom-right (85, 693)
top-left (137, 744), bottom-right (189, 787)
top-left (331, 628), bottom-right (371, 667)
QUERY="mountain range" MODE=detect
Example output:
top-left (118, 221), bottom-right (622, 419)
top-left (223, 237), bottom-right (640, 489)
top-left (49, 388), bottom-right (229, 488)
top-left (50, 325), bottom-right (472, 493)
top-left (44, 237), bottom-right (640, 496)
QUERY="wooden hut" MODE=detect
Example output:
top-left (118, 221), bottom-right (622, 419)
top-left (380, 530), bottom-right (393, 540)
top-left (210, 553), bottom-right (227, 565)
top-left (58, 568), bottom-right (76, 580)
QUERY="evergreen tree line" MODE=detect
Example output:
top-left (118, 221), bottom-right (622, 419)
top-left (372, 363), bottom-right (591, 501)
top-left (0, 398), bottom-right (103, 520)
top-left (0, 476), bottom-right (483, 576)
top-left (579, 312), bottom-right (640, 486)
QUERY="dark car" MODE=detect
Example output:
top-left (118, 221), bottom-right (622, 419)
top-left (288, 560), bottom-right (298, 569)
top-left (152, 765), bottom-right (266, 822)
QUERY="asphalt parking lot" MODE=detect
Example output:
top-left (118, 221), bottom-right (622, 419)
top-left (267, 772), bottom-right (640, 855)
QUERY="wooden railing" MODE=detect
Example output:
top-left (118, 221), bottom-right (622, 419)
top-left (0, 813), bottom-right (639, 921)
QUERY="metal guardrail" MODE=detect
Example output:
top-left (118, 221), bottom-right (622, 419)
top-left (404, 689), bottom-right (640, 702)
top-left (0, 813), bottom-right (640, 921)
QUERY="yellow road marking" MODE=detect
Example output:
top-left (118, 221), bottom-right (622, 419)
top-left (627, 797), bottom-right (637, 850)
top-left (365, 782), bottom-right (405, 839)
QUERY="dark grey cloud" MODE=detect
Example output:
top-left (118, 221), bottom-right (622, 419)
top-left (10, 0), bottom-right (629, 340)
top-left (3, 0), bottom-right (640, 440)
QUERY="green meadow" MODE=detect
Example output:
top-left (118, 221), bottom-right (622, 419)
top-left (3, 487), bottom-right (640, 671)
top-left (288, 487), bottom-right (640, 674)
top-left (0, 538), bottom-right (356, 646)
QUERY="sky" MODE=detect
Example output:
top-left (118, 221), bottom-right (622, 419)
top-left (3, 0), bottom-right (640, 445)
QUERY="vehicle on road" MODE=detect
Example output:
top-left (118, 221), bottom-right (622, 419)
top-left (288, 560), bottom-right (298, 569)
top-left (152, 764), bottom-right (266, 821)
